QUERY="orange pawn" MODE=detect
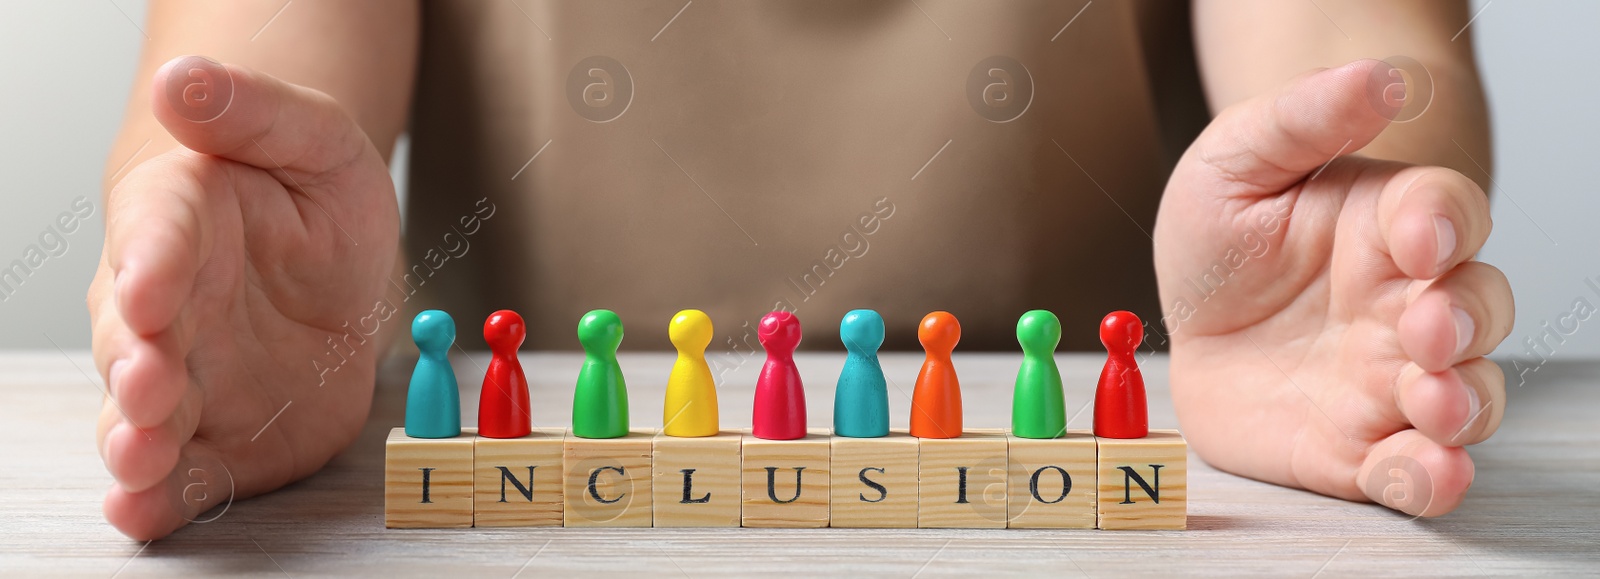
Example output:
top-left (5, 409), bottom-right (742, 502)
top-left (911, 311), bottom-right (962, 439)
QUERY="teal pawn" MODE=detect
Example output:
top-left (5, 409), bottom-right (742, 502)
top-left (573, 309), bottom-right (630, 439)
top-left (834, 309), bottom-right (889, 438)
top-left (405, 310), bottom-right (462, 438)
top-left (1012, 310), bottom-right (1066, 439)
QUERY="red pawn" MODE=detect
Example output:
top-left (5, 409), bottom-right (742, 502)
top-left (1093, 311), bottom-right (1148, 439)
top-left (479, 310), bottom-right (532, 439)
top-left (753, 311), bottom-right (806, 440)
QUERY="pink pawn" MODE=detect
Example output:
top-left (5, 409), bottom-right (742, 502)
top-left (753, 311), bottom-right (806, 440)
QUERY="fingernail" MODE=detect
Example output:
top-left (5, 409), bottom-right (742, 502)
top-left (1462, 382), bottom-right (1482, 428)
top-left (1433, 214), bottom-right (1457, 273)
top-left (108, 359), bottom-right (127, 400)
top-left (1452, 306), bottom-right (1474, 358)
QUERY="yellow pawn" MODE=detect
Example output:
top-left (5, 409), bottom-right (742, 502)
top-left (663, 309), bottom-right (720, 437)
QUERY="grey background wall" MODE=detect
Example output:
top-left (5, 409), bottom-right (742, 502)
top-left (1, 1), bottom-right (1594, 364)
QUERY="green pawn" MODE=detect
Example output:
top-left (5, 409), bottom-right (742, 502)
top-left (1012, 310), bottom-right (1066, 439)
top-left (573, 309), bottom-right (630, 438)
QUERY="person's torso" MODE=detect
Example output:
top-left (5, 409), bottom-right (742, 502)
top-left (404, 0), bottom-right (1193, 352)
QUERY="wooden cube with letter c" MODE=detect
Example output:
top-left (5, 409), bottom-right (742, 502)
top-left (1006, 429), bottom-right (1096, 528)
top-left (652, 431), bottom-right (742, 527)
top-left (829, 429), bottom-right (918, 528)
top-left (384, 427), bottom-right (475, 529)
top-left (473, 427), bottom-right (565, 527)
top-left (741, 428), bottom-right (830, 528)
top-left (563, 428), bottom-right (654, 527)
top-left (1096, 429), bottom-right (1187, 530)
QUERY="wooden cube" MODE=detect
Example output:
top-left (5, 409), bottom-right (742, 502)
top-left (652, 431), bottom-right (742, 527)
top-left (1096, 429), bottom-right (1187, 530)
top-left (385, 427), bottom-right (475, 528)
top-left (473, 427), bottom-right (565, 527)
top-left (918, 429), bottom-right (1009, 528)
top-left (829, 430), bottom-right (918, 528)
top-left (741, 428), bottom-right (830, 528)
top-left (563, 428), bottom-right (655, 527)
top-left (1006, 430), bottom-right (1096, 528)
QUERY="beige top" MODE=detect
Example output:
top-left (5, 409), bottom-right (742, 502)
top-left (403, 1), bottom-right (1203, 351)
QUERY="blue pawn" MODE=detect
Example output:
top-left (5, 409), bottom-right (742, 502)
top-left (405, 310), bottom-right (462, 438)
top-left (834, 309), bottom-right (889, 438)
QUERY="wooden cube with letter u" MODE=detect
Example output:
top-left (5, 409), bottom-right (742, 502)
top-left (1096, 429), bottom-right (1187, 530)
top-left (741, 428), bottom-right (830, 528)
top-left (385, 427), bottom-right (475, 529)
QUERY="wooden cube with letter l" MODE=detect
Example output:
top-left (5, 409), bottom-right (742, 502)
top-left (829, 429), bottom-right (918, 528)
top-left (1007, 429), bottom-right (1097, 528)
top-left (473, 427), bottom-right (565, 527)
top-left (385, 427), bottom-right (475, 528)
top-left (652, 431), bottom-right (742, 527)
top-left (563, 428), bottom-right (655, 527)
top-left (741, 428), bottom-right (830, 528)
top-left (918, 429), bottom-right (1009, 529)
top-left (1096, 429), bottom-right (1187, 530)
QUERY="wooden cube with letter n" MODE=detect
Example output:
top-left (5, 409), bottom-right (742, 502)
top-left (652, 431), bottom-right (742, 527)
top-left (1096, 429), bottom-right (1187, 530)
top-left (563, 428), bottom-right (654, 527)
top-left (918, 429), bottom-right (1008, 528)
top-left (829, 429), bottom-right (918, 528)
top-left (1007, 429), bottom-right (1096, 528)
top-left (742, 428), bottom-right (830, 528)
top-left (385, 427), bottom-right (475, 528)
top-left (473, 427), bottom-right (565, 527)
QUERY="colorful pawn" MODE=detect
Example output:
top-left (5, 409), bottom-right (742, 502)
top-left (405, 310), bottom-right (461, 439)
top-left (752, 311), bottom-right (806, 440)
top-left (911, 311), bottom-right (962, 439)
top-left (573, 309), bottom-right (629, 439)
top-left (1093, 310), bottom-right (1148, 439)
top-left (1012, 310), bottom-right (1066, 439)
top-left (663, 309), bottom-right (719, 437)
top-left (479, 310), bottom-right (532, 439)
top-left (834, 309), bottom-right (888, 438)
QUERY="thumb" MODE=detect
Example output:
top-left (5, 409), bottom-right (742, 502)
top-left (150, 55), bottom-right (371, 180)
top-left (1183, 59), bottom-right (1397, 197)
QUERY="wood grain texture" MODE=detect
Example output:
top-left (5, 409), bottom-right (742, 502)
top-left (651, 431), bottom-right (742, 527)
top-left (1097, 430), bottom-right (1187, 530)
top-left (562, 429), bottom-right (654, 527)
top-left (6, 352), bottom-right (1599, 576)
top-left (829, 430), bottom-right (919, 528)
top-left (741, 428), bottom-right (830, 528)
top-left (918, 429), bottom-right (1009, 528)
top-left (385, 428), bottom-right (475, 528)
top-left (473, 427), bottom-right (565, 527)
top-left (1008, 430), bottom-right (1097, 528)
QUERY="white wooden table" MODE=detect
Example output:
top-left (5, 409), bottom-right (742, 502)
top-left (2, 351), bottom-right (1596, 576)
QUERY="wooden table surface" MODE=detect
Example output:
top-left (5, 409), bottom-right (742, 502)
top-left (2, 350), bottom-right (1596, 577)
